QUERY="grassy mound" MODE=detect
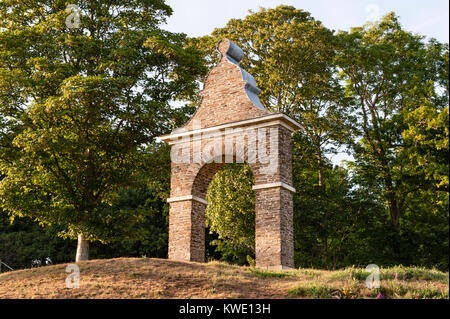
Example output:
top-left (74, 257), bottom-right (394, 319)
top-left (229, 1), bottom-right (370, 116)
top-left (0, 258), bottom-right (448, 299)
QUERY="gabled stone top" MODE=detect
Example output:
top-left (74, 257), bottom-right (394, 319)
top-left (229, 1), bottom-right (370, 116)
top-left (219, 39), bottom-right (266, 111)
top-left (177, 39), bottom-right (271, 132)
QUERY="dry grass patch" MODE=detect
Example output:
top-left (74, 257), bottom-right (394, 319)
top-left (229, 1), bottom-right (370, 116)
top-left (0, 258), bottom-right (448, 299)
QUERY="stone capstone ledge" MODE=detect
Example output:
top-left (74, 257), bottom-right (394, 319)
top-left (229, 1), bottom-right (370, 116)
top-left (167, 195), bottom-right (208, 205)
top-left (160, 113), bottom-right (302, 144)
top-left (252, 182), bottom-right (296, 193)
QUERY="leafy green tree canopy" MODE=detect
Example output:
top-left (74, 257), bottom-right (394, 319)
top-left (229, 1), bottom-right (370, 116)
top-left (205, 164), bottom-right (255, 264)
top-left (336, 13), bottom-right (449, 228)
top-left (0, 0), bottom-right (206, 261)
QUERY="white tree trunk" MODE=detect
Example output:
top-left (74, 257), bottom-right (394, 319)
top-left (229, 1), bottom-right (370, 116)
top-left (75, 233), bottom-right (89, 262)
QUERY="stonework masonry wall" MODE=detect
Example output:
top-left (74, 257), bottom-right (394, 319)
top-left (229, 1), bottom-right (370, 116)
top-left (162, 39), bottom-right (299, 269)
top-left (181, 39), bottom-right (269, 131)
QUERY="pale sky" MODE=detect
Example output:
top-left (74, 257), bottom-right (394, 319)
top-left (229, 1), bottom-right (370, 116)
top-left (162, 1), bottom-right (449, 165)
top-left (163, 0), bottom-right (449, 42)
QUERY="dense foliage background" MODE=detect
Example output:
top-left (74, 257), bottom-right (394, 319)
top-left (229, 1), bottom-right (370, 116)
top-left (1, 3), bottom-right (448, 271)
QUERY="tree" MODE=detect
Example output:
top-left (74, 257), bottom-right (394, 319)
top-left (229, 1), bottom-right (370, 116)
top-left (0, 0), bottom-right (206, 261)
top-left (401, 41), bottom-right (449, 193)
top-left (336, 13), bottom-right (448, 229)
top-left (292, 158), bottom-right (389, 269)
top-left (205, 164), bottom-right (255, 265)
top-left (0, 183), bottom-right (172, 270)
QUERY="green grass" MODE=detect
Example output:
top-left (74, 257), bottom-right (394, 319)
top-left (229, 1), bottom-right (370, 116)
top-left (370, 282), bottom-right (450, 299)
top-left (248, 268), bottom-right (292, 278)
top-left (330, 265), bottom-right (449, 283)
top-left (287, 266), bottom-right (449, 299)
top-left (288, 285), bottom-right (335, 298)
top-left (247, 265), bottom-right (449, 299)
top-left (288, 281), bottom-right (450, 299)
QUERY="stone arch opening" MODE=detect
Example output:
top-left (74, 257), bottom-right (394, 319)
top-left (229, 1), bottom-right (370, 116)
top-left (195, 161), bottom-right (256, 264)
top-left (160, 39), bottom-right (300, 269)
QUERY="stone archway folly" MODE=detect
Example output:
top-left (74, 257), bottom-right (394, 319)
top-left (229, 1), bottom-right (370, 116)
top-left (160, 39), bottom-right (301, 269)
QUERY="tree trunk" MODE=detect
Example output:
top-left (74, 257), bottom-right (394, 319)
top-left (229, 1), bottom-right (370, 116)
top-left (387, 194), bottom-right (401, 258)
top-left (318, 167), bottom-right (323, 187)
top-left (317, 153), bottom-right (323, 187)
top-left (384, 175), bottom-right (400, 228)
top-left (75, 233), bottom-right (89, 262)
top-left (388, 196), bottom-right (400, 228)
